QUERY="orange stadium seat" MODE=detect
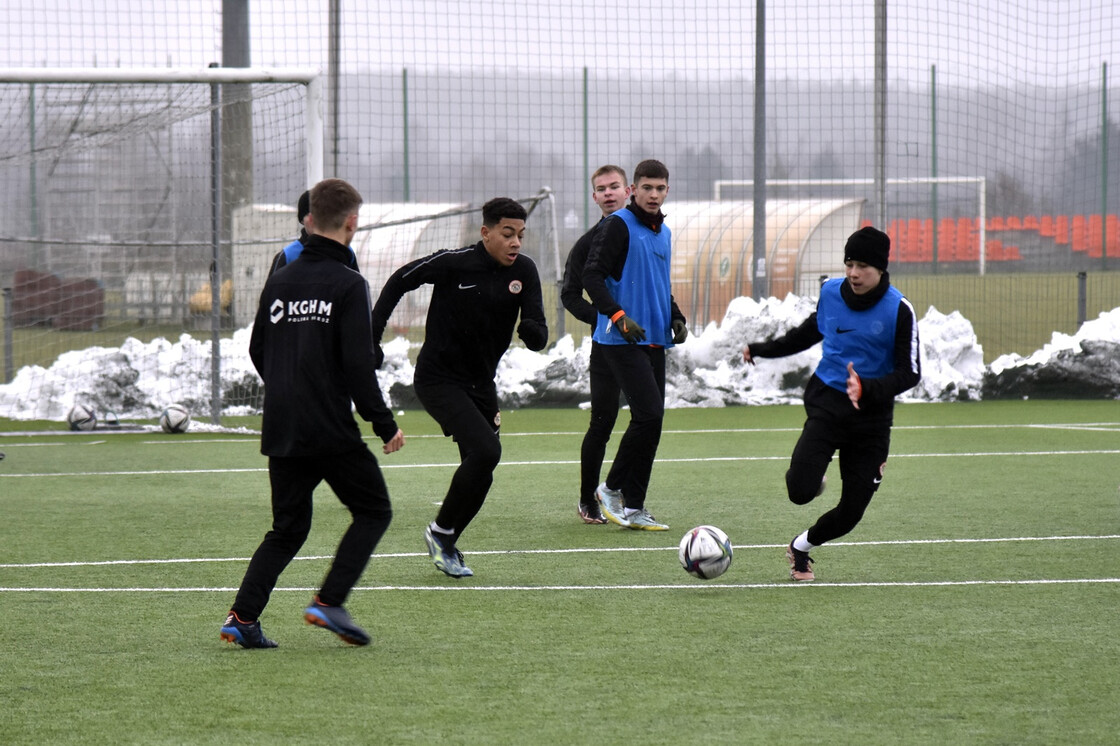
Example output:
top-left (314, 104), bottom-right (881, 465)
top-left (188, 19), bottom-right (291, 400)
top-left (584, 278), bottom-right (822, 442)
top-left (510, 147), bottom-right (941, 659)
top-left (936, 218), bottom-right (957, 261)
top-left (923, 219), bottom-right (937, 262)
top-left (1053, 214), bottom-right (1070, 244)
top-left (985, 238), bottom-right (1004, 261)
top-left (957, 217), bottom-right (979, 261)
top-left (900, 219), bottom-right (921, 262)
top-left (1071, 215), bottom-right (1088, 252)
top-left (883, 219), bottom-right (904, 260)
top-left (1088, 215), bottom-right (1103, 257)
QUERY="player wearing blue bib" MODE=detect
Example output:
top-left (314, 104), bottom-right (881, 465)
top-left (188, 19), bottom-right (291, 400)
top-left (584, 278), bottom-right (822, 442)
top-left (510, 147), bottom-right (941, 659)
top-left (744, 226), bottom-right (921, 581)
top-left (583, 159), bottom-right (687, 532)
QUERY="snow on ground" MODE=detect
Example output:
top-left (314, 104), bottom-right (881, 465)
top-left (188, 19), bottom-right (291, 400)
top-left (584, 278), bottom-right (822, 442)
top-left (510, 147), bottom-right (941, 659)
top-left (1, 296), bottom-right (1118, 425)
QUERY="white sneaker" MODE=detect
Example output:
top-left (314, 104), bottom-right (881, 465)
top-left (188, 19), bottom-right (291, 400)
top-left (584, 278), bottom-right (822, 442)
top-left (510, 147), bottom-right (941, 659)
top-left (595, 483), bottom-right (629, 527)
top-left (624, 508), bottom-right (669, 531)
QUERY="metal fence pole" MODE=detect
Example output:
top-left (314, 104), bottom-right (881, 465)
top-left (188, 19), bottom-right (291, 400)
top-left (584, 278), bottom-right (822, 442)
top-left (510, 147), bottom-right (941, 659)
top-left (2, 287), bottom-right (13, 383)
top-left (873, 0), bottom-right (888, 228)
top-left (751, 0), bottom-right (767, 300)
top-left (1077, 271), bottom-right (1087, 328)
top-left (209, 64), bottom-right (223, 426)
top-left (1101, 62), bottom-right (1109, 272)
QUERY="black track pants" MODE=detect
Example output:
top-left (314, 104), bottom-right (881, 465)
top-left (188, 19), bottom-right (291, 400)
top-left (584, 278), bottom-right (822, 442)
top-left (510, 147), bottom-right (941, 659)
top-left (786, 390), bottom-right (891, 546)
top-left (231, 447), bottom-right (393, 619)
top-left (414, 378), bottom-right (502, 546)
top-left (601, 344), bottom-right (666, 510)
top-left (579, 341), bottom-right (622, 504)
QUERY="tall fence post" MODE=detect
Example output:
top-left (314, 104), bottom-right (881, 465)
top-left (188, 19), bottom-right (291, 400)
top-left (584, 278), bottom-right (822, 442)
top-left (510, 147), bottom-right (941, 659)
top-left (930, 64), bottom-right (939, 273)
top-left (1101, 62), bottom-right (1109, 271)
top-left (1077, 271), bottom-right (1087, 328)
top-left (2, 286), bottom-right (13, 383)
top-left (209, 64), bottom-right (223, 426)
top-left (751, 0), bottom-right (767, 300)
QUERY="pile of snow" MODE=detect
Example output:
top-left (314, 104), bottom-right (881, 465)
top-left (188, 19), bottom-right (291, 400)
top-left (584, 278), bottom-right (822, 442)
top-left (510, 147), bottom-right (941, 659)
top-left (1, 297), bottom-right (1117, 423)
top-left (520, 297), bottom-right (988, 408)
top-left (983, 308), bottom-right (1120, 399)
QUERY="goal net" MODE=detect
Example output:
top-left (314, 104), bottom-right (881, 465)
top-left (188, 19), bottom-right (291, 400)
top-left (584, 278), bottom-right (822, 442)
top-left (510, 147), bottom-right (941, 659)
top-left (0, 68), bottom-right (319, 422)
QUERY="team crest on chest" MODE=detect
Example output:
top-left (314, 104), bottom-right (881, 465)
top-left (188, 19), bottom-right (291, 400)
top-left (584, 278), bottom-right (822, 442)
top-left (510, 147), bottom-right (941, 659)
top-left (508, 280), bottom-right (523, 295)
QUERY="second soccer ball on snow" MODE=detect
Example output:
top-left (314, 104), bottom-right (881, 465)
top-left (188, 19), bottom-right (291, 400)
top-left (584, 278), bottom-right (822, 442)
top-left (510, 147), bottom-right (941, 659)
top-left (67, 403), bottom-right (97, 431)
top-left (678, 525), bottom-right (733, 580)
top-left (159, 404), bottom-right (191, 434)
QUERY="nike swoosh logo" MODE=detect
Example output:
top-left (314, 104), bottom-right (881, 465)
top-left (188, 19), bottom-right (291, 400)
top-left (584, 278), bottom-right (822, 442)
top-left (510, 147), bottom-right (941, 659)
top-left (872, 477), bottom-right (883, 484)
top-left (458, 283), bottom-right (477, 290)
top-left (836, 327), bottom-right (856, 334)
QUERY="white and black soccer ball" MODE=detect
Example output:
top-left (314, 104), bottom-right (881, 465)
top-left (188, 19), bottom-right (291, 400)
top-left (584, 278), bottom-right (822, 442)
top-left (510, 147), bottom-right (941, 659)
top-left (159, 404), bottom-right (191, 434)
top-left (67, 403), bottom-right (97, 431)
top-left (679, 525), bottom-right (733, 580)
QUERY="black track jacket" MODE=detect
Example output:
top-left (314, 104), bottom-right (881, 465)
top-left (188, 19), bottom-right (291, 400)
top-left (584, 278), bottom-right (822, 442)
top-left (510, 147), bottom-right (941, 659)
top-left (250, 234), bottom-right (399, 457)
top-left (371, 242), bottom-right (548, 386)
top-left (560, 219), bottom-right (605, 327)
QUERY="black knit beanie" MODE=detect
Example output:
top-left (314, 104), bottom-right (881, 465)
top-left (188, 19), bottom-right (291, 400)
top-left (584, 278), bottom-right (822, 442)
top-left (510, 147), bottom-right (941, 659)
top-left (844, 226), bottom-right (890, 271)
top-left (297, 190), bottom-right (311, 225)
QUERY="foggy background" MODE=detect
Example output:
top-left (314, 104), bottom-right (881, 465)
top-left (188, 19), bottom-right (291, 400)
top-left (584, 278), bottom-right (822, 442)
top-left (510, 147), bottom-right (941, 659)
top-left (0, 0), bottom-right (1117, 393)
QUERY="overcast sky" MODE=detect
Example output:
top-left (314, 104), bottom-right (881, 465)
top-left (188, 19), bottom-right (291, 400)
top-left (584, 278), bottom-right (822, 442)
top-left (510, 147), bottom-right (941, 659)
top-left (3, 1), bottom-right (1118, 87)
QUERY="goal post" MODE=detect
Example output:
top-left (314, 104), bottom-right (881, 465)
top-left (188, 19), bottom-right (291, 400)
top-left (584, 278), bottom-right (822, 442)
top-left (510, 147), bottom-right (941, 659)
top-left (0, 67), bottom-right (322, 424)
top-left (714, 176), bottom-right (989, 275)
top-left (0, 66), bottom-right (324, 187)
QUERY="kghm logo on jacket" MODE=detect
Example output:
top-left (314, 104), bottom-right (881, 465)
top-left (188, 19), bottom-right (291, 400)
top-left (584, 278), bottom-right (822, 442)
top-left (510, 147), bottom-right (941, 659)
top-left (269, 298), bottom-right (333, 324)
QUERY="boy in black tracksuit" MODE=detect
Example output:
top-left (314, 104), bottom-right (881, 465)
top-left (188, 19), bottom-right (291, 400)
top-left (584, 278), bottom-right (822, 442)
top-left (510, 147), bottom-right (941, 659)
top-left (221, 179), bottom-right (404, 649)
top-left (560, 164), bottom-right (631, 525)
top-left (744, 226), bottom-right (920, 581)
top-left (371, 197), bottom-right (548, 578)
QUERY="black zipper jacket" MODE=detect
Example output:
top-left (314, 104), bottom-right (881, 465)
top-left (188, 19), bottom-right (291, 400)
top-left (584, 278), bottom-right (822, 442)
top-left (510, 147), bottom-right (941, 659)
top-left (371, 242), bottom-right (548, 386)
top-left (250, 233), bottom-right (398, 456)
top-left (560, 219), bottom-right (606, 326)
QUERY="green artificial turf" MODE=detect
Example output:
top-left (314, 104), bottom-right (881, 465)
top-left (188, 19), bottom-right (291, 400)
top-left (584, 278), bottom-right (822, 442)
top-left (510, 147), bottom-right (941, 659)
top-left (1, 401), bottom-right (1118, 744)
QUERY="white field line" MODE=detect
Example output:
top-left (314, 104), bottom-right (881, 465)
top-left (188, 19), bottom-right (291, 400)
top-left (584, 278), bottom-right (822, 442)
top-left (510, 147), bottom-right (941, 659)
top-left (3, 448), bottom-right (1120, 478)
top-left (3, 534), bottom-right (1117, 569)
top-left (127, 421), bottom-right (1119, 443)
top-left (1, 579), bottom-right (1118, 593)
top-left (2, 421), bottom-right (1118, 447)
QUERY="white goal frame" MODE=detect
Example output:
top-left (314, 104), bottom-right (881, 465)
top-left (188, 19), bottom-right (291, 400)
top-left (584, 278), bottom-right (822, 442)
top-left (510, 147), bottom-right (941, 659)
top-left (0, 66), bottom-right (324, 186)
top-left (714, 176), bottom-right (989, 274)
top-left (0, 66), bottom-right (322, 424)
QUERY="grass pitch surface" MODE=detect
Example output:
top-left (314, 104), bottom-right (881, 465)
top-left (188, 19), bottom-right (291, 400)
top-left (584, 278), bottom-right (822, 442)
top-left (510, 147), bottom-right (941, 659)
top-left (1, 401), bottom-right (1118, 744)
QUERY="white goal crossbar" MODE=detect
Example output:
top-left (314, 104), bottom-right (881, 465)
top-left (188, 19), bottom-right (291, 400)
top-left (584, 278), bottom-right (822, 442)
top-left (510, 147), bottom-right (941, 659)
top-left (714, 176), bottom-right (988, 274)
top-left (0, 66), bottom-right (324, 186)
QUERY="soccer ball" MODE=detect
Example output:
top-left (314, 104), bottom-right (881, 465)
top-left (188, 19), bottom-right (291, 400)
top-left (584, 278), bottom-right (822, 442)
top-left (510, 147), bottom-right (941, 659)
top-left (678, 525), bottom-right (733, 580)
top-left (159, 404), bottom-right (191, 434)
top-left (67, 403), bottom-right (97, 431)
